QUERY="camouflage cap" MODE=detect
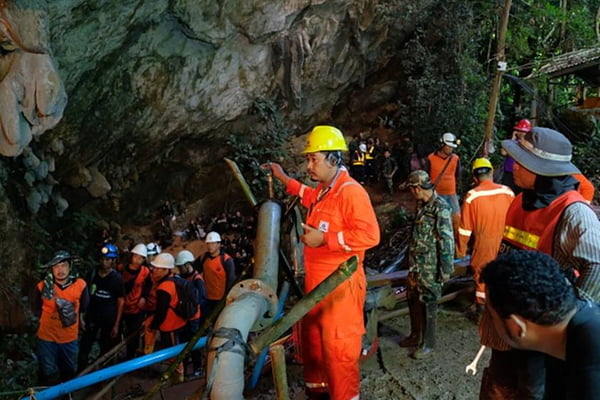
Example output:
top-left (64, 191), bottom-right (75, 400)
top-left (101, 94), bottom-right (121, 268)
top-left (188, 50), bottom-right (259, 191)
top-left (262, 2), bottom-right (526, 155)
top-left (399, 170), bottom-right (433, 190)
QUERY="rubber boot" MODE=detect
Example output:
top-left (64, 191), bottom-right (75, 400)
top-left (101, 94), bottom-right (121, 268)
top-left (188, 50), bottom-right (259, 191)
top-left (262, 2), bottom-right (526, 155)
top-left (399, 296), bottom-right (422, 347)
top-left (412, 302), bottom-right (437, 359)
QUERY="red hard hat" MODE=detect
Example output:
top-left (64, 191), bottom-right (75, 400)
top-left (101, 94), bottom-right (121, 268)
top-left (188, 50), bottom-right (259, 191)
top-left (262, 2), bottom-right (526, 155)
top-left (514, 119), bottom-right (532, 132)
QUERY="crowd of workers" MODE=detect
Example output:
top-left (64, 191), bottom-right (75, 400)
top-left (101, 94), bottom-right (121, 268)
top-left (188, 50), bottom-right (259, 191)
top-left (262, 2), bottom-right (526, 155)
top-left (32, 207), bottom-right (255, 387)
top-left (31, 122), bottom-right (600, 399)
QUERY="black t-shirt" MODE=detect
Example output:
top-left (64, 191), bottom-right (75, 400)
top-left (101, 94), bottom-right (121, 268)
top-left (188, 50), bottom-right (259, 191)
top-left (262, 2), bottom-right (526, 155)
top-left (545, 300), bottom-right (600, 399)
top-left (86, 268), bottom-right (125, 323)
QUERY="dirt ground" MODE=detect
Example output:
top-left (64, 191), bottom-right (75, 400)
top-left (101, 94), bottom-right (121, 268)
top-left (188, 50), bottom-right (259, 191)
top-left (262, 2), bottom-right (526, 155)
top-left (245, 301), bottom-right (490, 400)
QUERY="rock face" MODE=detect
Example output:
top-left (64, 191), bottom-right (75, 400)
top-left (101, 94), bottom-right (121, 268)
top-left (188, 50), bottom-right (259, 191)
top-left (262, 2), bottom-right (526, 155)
top-left (0, 0), bottom-right (67, 157)
top-left (40, 0), bottom-right (425, 216)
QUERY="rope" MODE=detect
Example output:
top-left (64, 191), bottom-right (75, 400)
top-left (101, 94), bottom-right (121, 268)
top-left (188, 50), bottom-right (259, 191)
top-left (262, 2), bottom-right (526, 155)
top-left (202, 327), bottom-right (250, 399)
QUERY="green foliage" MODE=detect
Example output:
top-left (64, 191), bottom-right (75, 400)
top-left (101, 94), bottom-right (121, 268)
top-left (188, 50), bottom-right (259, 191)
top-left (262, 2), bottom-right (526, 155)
top-left (572, 116), bottom-right (600, 177)
top-left (226, 99), bottom-right (292, 200)
top-left (0, 330), bottom-right (38, 394)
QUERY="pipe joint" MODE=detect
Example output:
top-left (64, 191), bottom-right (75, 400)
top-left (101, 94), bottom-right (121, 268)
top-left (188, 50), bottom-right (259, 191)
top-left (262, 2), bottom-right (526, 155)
top-left (227, 278), bottom-right (278, 331)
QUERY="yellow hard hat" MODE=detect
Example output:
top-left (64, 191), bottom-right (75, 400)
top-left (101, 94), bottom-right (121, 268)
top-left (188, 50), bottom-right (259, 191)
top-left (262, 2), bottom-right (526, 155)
top-left (472, 157), bottom-right (493, 172)
top-left (302, 125), bottom-right (348, 154)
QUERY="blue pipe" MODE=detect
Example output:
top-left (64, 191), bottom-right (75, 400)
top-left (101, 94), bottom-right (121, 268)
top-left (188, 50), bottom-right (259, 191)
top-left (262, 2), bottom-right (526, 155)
top-left (247, 281), bottom-right (290, 389)
top-left (24, 337), bottom-right (207, 400)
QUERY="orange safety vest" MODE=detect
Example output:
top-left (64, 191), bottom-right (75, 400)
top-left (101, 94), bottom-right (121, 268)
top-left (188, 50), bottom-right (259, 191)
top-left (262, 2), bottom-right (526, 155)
top-left (119, 264), bottom-right (150, 314)
top-left (503, 191), bottom-right (585, 255)
top-left (155, 279), bottom-right (187, 332)
top-left (36, 279), bottom-right (87, 343)
top-left (427, 152), bottom-right (459, 195)
top-left (203, 253), bottom-right (232, 301)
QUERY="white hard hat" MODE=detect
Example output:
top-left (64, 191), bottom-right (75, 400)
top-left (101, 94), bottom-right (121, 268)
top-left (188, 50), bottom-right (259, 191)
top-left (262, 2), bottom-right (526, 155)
top-left (359, 143), bottom-right (367, 153)
top-left (131, 243), bottom-right (148, 258)
top-left (146, 243), bottom-right (161, 256)
top-left (441, 132), bottom-right (458, 148)
top-left (151, 253), bottom-right (175, 269)
top-left (205, 231), bottom-right (221, 243)
top-left (175, 250), bottom-right (195, 266)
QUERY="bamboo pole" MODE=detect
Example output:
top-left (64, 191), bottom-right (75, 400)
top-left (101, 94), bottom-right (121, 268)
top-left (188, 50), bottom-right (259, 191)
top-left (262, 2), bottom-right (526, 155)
top-left (269, 344), bottom-right (291, 400)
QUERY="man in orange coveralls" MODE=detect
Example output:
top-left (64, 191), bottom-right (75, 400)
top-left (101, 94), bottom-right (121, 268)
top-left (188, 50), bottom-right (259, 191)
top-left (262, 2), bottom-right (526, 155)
top-left (455, 158), bottom-right (514, 321)
top-left (264, 125), bottom-right (380, 400)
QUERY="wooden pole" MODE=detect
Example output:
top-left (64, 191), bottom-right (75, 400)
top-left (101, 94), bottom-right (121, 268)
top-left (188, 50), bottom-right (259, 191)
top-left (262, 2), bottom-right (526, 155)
top-left (482, 0), bottom-right (513, 156)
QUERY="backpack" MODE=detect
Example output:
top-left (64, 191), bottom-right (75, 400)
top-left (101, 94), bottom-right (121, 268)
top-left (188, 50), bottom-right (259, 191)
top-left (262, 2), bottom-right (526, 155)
top-left (168, 276), bottom-right (200, 320)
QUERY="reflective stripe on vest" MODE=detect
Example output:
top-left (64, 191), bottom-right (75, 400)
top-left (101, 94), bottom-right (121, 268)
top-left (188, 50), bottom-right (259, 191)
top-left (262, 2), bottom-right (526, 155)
top-left (352, 153), bottom-right (365, 166)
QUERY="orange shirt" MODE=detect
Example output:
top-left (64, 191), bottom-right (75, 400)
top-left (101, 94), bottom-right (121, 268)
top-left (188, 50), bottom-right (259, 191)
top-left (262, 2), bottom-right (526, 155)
top-left (456, 180), bottom-right (514, 268)
top-left (36, 279), bottom-right (87, 343)
top-left (203, 254), bottom-right (232, 301)
top-left (427, 152), bottom-right (459, 195)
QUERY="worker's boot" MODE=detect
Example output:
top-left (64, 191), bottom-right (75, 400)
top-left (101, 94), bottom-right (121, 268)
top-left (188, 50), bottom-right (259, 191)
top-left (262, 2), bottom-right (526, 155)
top-left (399, 296), bottom-right (422, 347)
top-left (412, 301), bottom-right (437, 359)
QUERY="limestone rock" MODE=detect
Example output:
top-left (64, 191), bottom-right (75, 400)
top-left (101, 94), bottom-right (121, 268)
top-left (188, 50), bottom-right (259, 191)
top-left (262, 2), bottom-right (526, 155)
top-left (86, 166), bottom-right (111, 198)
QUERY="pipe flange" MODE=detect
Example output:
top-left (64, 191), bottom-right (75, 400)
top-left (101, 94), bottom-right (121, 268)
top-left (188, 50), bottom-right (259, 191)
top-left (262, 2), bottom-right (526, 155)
top-left (227, 278), bottom-right (279, 332)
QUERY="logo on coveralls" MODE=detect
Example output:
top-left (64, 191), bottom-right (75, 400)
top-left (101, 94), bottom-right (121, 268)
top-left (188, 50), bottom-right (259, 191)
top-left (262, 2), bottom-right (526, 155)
top-left (318, 220), bottom-right (329, 232)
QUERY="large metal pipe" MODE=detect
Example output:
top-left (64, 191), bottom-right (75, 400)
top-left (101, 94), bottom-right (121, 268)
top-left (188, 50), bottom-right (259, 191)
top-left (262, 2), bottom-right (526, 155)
top-left (206, 200), bottom-right (281, 400)
top-left (23, 338), bottom-right (207, 400)
top-left (253, 200), bottom-right (281, 290)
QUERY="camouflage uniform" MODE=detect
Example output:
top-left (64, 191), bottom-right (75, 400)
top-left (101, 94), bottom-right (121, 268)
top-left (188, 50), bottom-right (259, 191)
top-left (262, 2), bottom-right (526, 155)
top-left (408, 193), bottom-right (454, 302)
top-left (399, 169), bottom-right (454, 359)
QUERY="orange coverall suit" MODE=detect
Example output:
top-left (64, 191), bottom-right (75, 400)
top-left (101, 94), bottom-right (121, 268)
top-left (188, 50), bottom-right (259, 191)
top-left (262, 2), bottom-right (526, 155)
top-left (286, 167), bottom-right (380, 400)
top-left (456, 180), bottom-right (514, 304)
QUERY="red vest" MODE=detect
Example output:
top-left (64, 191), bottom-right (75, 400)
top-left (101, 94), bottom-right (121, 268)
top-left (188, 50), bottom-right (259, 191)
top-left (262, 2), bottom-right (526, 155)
top-left (503, 191), bottom-right (585, 255)
top-left (36, 279), bottom-right (87, 343)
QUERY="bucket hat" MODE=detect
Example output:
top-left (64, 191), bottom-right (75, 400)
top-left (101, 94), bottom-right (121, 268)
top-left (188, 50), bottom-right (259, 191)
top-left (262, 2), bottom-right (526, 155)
top-left (501, 127), bottom-right (580, 177)
top-left (44, 250), bottom-right (72, 268)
